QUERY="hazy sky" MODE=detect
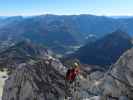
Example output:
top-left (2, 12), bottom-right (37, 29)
top-left (0, 0), bottom-right (133, 16)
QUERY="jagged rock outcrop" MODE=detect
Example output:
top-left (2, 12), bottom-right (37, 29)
top-left (2, 53), bottom-right (107, 100)
top-left (100, 48), bottom-right (133, 99)
top-left (2, 47), bottom-right (133, 100)
top-left (75, 47), bottom-right (133, 99)
top-left (2, 57), bottom-right (67, 100)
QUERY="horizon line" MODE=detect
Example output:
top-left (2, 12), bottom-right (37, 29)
top-left (0, 13), bottom-right (133, 17)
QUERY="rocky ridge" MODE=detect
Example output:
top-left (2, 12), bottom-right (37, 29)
top-left (2, 47), bottom-right (133, 100)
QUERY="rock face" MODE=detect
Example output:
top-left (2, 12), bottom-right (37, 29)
top-left (104, 48), bottom-right (133, 99)
top-left (93, 48), bottom-right (133, 100)
top-left (77, 47), bottom-right (133, 99)
top-left (2, 47), bottom-right (133, 100)
top-left (1, 51), bottom-right (106, 100)
top-left (69, 47), bottom-right (133, 99)
top-left (2, 58), bottom-right (67, 100)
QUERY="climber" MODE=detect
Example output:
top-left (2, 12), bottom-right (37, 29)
top-left (66, 62), bottom-right (80, 83)
top-left (65, 62), bottom-right (81, 99)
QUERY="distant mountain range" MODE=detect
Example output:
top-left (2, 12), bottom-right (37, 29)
top-left (0, 14), bottom-right (133, 54)
top-left (69, 30), bottom-right (133, 66)
top-left (110, 16), bottom-right (133, 19)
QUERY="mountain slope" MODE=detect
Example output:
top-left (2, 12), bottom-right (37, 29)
top-left (1, 15), bottom-right (133, 54)
top-left (71, 30), bottom-right (133, 66)
top-left (0, 41), bottom-right (50, 69)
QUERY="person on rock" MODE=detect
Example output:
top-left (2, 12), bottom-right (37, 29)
top-left (65, 62), bottom-right (81, 99)
top-left (66, 62), bottom-right (80, 83)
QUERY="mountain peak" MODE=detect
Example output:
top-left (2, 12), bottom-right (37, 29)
top-left (109, 29), bottom-right (131, 39)
top-left (72, 31), bottom-right (132, 66)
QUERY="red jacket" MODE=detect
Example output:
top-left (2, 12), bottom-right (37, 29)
top-left (66, 68), bottom-right (80, 81)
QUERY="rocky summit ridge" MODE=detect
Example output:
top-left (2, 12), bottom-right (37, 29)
top-left (2, 47), bottom-right (133, 100)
